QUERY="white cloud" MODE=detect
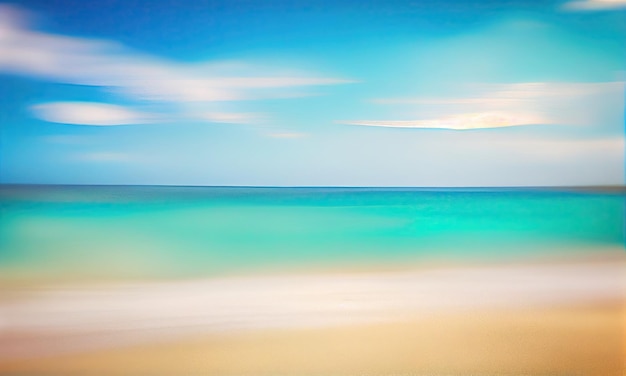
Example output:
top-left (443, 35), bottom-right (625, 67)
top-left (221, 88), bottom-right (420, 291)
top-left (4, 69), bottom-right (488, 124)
top-left (351, 81), bottom-right (624, 130)
top-left (31, 102), bottom-right (158, 126)
top-left (342, 112), bottom-right (547, 130)
top-left (374, 82), bottom-right (623, 107)
top-left (561, 0), bottom-right (626, 10)
top-left (0, 5), bottom-right (352, 125)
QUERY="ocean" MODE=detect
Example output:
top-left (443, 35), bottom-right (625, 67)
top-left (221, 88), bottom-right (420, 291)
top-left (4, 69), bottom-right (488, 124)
top-left (1, 185), bottom-right (623, 282)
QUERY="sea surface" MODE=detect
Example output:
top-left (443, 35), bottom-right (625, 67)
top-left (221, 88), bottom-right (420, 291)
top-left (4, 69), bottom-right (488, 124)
top-left (1, 185), bottom-right (623, 282)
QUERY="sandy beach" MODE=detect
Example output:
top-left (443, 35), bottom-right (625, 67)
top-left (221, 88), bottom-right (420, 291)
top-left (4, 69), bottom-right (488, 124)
top-left (1, 303), bottom-right (622, 376)
top-left (0, 251), bottom-right (624, 376)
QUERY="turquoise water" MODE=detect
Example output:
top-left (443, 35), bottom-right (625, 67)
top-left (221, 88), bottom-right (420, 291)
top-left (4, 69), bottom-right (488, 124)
top-left (1, 186), bottom-right (624, 280)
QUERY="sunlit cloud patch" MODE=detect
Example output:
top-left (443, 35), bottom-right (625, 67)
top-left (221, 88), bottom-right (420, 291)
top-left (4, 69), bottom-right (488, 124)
top-left (352, 81), bottom-right (624, 131)
top-left (341, 112), bottom-right (546, 130)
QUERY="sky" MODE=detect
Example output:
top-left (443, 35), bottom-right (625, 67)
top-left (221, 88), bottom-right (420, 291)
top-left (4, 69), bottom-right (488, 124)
top-left (0, 0), bottom-right (624, 186)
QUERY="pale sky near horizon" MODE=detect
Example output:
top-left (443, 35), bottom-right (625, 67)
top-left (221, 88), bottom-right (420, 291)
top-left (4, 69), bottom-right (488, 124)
top-left (0, 0), bottom-right (624, 186)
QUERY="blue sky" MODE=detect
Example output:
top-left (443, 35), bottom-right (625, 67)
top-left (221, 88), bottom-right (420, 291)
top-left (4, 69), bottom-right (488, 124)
top-left (0, 0), bottom-right (624, 186)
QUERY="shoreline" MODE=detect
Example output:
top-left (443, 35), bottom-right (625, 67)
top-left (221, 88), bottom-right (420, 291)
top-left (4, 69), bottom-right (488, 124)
top-left (1, 244), bottom-right (623, 288)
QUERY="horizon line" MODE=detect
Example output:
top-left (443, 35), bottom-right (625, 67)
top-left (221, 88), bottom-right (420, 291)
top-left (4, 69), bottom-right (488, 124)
top-left (1, 183), bottom-right (625, 191)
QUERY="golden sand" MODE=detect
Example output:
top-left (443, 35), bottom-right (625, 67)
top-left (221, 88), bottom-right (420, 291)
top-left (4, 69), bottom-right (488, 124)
top-left (0, 250), bottom-right (626, 376)
top-left (1, 302), bottom-right (623, 376)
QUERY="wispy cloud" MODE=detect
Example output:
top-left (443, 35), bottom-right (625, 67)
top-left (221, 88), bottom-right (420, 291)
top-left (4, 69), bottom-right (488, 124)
top-left (561, 0), bottom-right (626, 10)
top-left (343, 81), bottom-right (623, 131)
top-left (373, 82), bottom-right (623, 107)
top-left (0, 5), bottom-right (353, 126)
top-left (30, 102), bottom-right (159, 126)
top-left (342, 112), bottom-right (547, 130)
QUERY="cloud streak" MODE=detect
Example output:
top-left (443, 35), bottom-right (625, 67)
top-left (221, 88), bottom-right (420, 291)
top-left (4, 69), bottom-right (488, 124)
top-left (30, 102), bottom-right (159, 126)
top-left (344, 81), bottom-right (624, 131)
top-left (0, 5), bottom-right (352, 126)
top-left (373, 82), bottom-right (623, 107)
top-left (342, 112), bottom-right (547, 130)
top-left (561, 0), bottom-right (626, 10)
